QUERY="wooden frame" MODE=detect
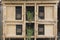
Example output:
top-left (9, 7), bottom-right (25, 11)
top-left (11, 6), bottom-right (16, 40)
top-left (2, 1), bottom-right (58, 40)
top-left (37, 5), bottom-right (45, 21)
top-left (15, 5), bottom-right (24, 21)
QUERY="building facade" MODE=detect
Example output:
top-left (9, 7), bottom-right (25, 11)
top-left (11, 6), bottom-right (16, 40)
top-left (2, 0), bottom-right (59, 40)
top-left (0, 1), bottom-right (3, 40)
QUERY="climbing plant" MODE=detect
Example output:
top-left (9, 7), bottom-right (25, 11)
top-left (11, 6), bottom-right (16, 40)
top-left (26, 27), bottom-right (33, 40)
top-left (27, 11), bottom-right (34, 21)
top-left (26, 11), bottom-right (34, 40)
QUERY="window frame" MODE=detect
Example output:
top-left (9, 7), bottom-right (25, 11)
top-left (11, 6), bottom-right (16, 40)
top-left (37, 5), bottom-right (45, 21)
top-left (15, 5), bottom-right (23, 21)
top-left (38, 6), bottom-right (44, 19)
top-left (16, 25), bottom-right (22, 35)
top-left (38, 24), bottom-right (44, 35)
top-left (26, 23), bottom-right (34, 36)
top-left (36, 23), bottom-right (45, 37)
top-left (25, 5), bottom-right (35, 21)
top-left (16, 24), bottom-right (24, 37)
top-left (26, 6), bottom-right (35, 21)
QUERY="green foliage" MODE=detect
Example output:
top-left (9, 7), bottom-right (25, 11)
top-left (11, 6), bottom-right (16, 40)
top-left (26, 11), bottom-right (34, 40)
top-left (27, 11), bottom-right (34, 21)
top-left (27, 27), bottom-right (33, 40)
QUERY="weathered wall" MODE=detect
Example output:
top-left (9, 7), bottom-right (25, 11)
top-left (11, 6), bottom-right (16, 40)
top-left (6, 6), bottom-right (15, 21)
top-left (4, 5), bottom-right (55, 38)
top-left (6, 5), bottom-right (54, 21)
top-left (0, 3), bottom-right (3, 40)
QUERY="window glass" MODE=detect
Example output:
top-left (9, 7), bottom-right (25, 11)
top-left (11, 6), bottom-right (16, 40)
top-left (16, 25), bottom-right (22, 35)
top-left (38, 6), bottom-right (44, 19)
top-left (16, 6), bottom-right (22, 20)
top-left (38, 24), bottom-right (44, 35)
top-left (26, 6), bottom-right (34, 21)
top-left (26, 23), bottom-right (34, 36)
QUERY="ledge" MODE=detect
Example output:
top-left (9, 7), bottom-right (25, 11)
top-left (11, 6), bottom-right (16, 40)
top-left (3, 20), bottom-right (57, 25)
top-left (2, 1), bottom-right (59, 4)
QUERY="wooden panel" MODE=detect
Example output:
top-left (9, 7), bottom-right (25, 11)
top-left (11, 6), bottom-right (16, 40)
top-left (6, 25), bottom-right (16, 36)
top-left (6, 6), bottom-right (15, 21)
top-left (45, 24), bottom-right (54, 36)
top-left (45, 6), bottom-right (54, 21)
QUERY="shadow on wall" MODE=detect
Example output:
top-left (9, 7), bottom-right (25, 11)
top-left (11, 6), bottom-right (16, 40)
top-left (0, 3), bottom-right (3, 40)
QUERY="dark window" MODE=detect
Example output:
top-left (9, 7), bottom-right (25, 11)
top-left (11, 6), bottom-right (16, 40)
top-left (26, 38), bottom-right (34, 40)
top-left (38, 24), bottom-right (44, 35)
top-left (26, 23), bottom-right (34, 36)
top-left (16, 25), bottom-right (22, 35)
top-left (37, 38), bottom-right (55, 40)
top-left (16, 6), bottom-right (22, 20)
top-left (11, 38), bottom-right (24, 40)
top-left (5, 38), bottom-right (9, 40)
top-left (26, 6), bottom-right (34, 21)
top-left (38, 6), bottom-right (44, 19)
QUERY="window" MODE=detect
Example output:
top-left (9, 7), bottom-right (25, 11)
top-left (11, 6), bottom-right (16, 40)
top-left (38, 6), bottom-right (44, 19)
top-left (5, 38), bottom-right (9, 40)
top-left (26, 23), bottom-right (34, 36)
top-left (38, 24), bottom-right (44, 35)
top-left (26, 6), bottom-right (34, 21)
top-left (11, 38), bottom-right (24, 40)
top-left (36, 38), bottom-right (55, 40)
top-left (26, 38), bottom-right (34, 40)
top-left (16, 25), bottom-right (22, 35)
top-left (16, 6), bottom-right (22, 20)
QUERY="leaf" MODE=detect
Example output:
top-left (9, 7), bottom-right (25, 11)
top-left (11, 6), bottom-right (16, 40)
top-left (27, 11), bottom-right (34, 21)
